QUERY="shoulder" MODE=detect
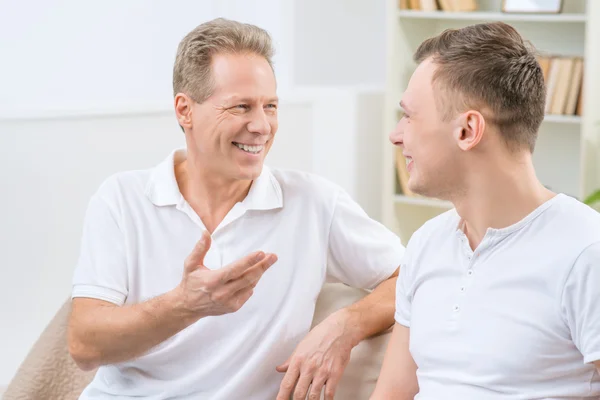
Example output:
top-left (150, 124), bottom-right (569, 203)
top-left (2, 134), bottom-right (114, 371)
top-left (269, 168), bottom-right (342, 195)
top-left (269, 167), bottom-right (345, 207)
top-left (89, 168), bottom-right (152, 211)
top-left (547, 194), bottom-right (600, 247)
top-left (409, 208), bottom-right (460, 249)
top-left (400, 208), bottom-right (459, 278)
top-left (576, 241), bottom-right (600, 264)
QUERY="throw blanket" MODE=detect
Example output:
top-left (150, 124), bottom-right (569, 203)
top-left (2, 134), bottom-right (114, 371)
top-left (3, 300), bottom-right (96, 400)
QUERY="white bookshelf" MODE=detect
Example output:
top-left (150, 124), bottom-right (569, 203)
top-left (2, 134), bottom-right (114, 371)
top-left (382, 0), bottom-right (600, 244)
top-left (398, 10), bottom-right (587, 23)
top-left (542, 114), bottom-right (582, 125)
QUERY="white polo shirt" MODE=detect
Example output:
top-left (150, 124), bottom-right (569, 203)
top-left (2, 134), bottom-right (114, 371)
top-left (396, 194), bottom-right (600, 399)
top-left (72, 148), bottom-right (403, 400)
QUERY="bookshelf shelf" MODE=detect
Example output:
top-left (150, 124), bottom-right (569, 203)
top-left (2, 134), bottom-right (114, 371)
top-left (543, 114), bottom-right (582, 124)
top-left (383, 0), bottom-right (600, 244)
top-left (394, 195), bottom-right (453, 209)
top-left (398, 10), bottom-right (587, 23)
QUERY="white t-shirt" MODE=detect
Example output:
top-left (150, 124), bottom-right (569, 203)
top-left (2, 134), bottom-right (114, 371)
top-left (72, 149), bottom-right (403, 400)
top-left (396, 193), bottom-right (600, 400)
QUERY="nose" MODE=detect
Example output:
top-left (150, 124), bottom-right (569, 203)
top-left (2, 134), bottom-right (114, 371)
top-left (247, 108), bottom-right (272, 136)
top-left (389, 118), bottom-right (404, 147)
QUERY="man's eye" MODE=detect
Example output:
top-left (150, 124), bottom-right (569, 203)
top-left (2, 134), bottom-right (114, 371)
top-left (266, 104), bottom-right (277, 109)
top-left (236, 104), bottom-right (250, 110)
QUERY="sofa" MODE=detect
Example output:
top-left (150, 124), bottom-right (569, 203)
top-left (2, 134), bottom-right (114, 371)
top-left (3, 283), bottom-right (391, 399)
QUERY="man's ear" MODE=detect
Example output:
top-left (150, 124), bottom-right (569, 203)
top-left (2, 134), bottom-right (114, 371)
top-left (453, 110), bottom-right (485, 151)
top-left (175, 93), bottom-right (193, 131)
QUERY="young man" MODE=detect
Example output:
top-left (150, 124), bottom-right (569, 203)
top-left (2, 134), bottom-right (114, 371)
top-left (68, 18), bottom-right (403, 400)
top-left (372, 22), bottom-right (600, 399)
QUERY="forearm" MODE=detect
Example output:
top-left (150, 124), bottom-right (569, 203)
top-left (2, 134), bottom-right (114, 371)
top-left (69, 287), bottom-right (196, 370)
top-left (341, 269), bottom-right (399, 346)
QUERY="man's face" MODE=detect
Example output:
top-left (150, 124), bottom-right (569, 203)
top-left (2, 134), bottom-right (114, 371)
top-left (389, 58), bottom-right (461, 199)
top-left (185, 52), bottom-right (278, 181)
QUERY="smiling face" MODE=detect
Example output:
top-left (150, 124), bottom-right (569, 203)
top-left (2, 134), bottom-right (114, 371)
top-left (176, 52), bottom-right (278, 182)
top-left (389, 58), bottom-right (464, 199)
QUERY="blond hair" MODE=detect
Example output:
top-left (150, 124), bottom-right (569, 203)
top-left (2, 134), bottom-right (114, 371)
top-left (173, 18), bottom-right (274, 103)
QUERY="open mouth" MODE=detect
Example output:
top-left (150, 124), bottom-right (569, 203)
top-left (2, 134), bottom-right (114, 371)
top-left (233, 142), bottom-right (264, 155)
top-left (405, 156), bottom-right (413, 171)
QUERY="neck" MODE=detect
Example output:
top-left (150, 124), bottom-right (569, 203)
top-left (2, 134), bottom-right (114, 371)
top-left (450, 151), bottom-right (555, 250)
top-left (175, 158), bottom-right (252, 233)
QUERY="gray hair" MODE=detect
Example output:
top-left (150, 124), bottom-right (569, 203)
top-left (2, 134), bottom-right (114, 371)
top-left (173, 18), bottom-right (275, 103)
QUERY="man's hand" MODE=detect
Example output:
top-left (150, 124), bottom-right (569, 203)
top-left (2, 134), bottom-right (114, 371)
top-left (276, 309), bottom-right (358, 400)
top-left (176, 230), bottom-right (278, 319)
top-left (69, 230), bottom-right (278, 370)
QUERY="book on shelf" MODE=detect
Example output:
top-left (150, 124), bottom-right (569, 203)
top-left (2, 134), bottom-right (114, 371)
top-left (539, 55), bottom-right (584, 116)
top-left (399, 0), bottom-right (477, 12)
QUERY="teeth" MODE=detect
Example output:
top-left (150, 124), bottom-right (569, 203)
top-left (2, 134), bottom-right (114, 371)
top-left (234, 143), bottom-right (264, 154)
top-left (405, 157), bottom-right (412, 167)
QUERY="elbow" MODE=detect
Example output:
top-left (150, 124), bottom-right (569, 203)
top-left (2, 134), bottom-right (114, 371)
top-left (68, 333), bottom-right (101, 372)
top-left (371, 383), bottom-right (419, 400)
top-left (371, 390), bottom-right (417, 400)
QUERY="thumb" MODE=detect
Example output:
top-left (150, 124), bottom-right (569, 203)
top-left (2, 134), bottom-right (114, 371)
top-left (184, 231), bottom-right (212, 272)
top-left (276, 357), bottom-right (291, 373)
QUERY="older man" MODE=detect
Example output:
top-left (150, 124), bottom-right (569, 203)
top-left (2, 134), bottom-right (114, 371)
top-left (68, 18), bottom-right (403, 400)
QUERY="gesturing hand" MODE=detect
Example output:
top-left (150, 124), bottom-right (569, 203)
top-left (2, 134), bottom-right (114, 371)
top-left (177, 230), bottom-right (278, 318)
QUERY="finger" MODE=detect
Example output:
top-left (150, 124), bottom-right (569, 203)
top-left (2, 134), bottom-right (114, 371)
top-left (308, 374), bottom-right (327, 400)
top-left (220, 251), bottom-right (265, 282)
top-left (223, 254), bottom-right (278, 292)
top-left (276, 362), bottom-right (300, 400)
top-left (276, 356), bottom-right (291, 373)
top-left (184, 231), bottom-right (211, 272)
top-left (221, 252), bottom-right (277, 283)
top-left (226, 285), bottom-right (255, 313)
top-left (292, 369), bottom-right (314, 400)
top-left (237, 286), bottom-right (254, 306)
top-left (323, 372), bottom-right (343, 400)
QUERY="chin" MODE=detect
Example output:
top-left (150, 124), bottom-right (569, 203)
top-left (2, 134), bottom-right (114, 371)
top-left (408, 180), bottom-right (429, 197)
top-left (235, 165), bottom-right (263, 181)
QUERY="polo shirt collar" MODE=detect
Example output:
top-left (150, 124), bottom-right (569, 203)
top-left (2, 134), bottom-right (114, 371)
top-left (145, 148), bottom-right (283, 211)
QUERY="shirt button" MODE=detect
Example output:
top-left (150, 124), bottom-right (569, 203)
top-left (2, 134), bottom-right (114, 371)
top-left (460, 287), bottom-right (466, 292)
top-left (453, 305), bottom-right (460, 312)
top-left (467, 269), bottom-right (474, 276)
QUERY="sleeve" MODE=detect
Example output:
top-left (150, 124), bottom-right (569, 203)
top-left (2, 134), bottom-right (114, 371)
top-left (71, 193), bottom-right (129, 305)
top-left (561, 241), bottom-right (600, 364)
top-left (394, 250), bottom-right (412, 327)
top-left (326, 189), bottom-right (404, 290)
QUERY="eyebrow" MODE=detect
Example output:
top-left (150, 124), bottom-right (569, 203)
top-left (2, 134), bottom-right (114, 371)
top-left (228, 96), bottom-right (279, 104)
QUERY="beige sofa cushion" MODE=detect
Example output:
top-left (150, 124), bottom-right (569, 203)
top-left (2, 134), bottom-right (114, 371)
top-left (3, 300), bottom-right (96, 400)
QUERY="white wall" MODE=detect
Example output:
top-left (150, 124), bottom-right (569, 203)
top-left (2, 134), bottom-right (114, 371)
top-left (0, 0), bottom-right (290, 118)
top-left (0, 0), bottom-right (388, 388)
top-left (0, 0), bottom-right (386, 119)
top-left (0, 112), bottom-right (182, 387)
top-left (293, 0), bottom-right (387, 87)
